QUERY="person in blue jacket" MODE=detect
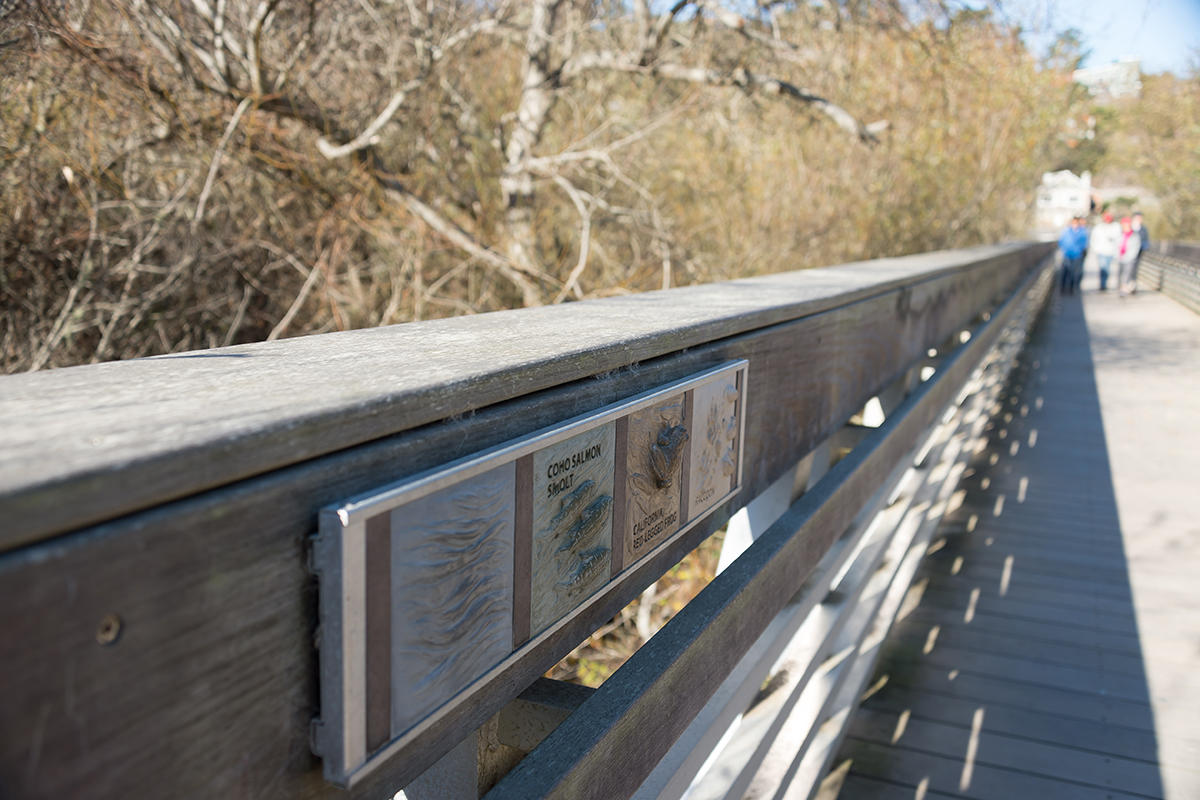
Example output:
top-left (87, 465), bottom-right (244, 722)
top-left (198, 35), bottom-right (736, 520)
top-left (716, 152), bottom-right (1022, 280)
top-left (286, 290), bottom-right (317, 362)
top-left (1058, 217), bottom-right (1089, 294)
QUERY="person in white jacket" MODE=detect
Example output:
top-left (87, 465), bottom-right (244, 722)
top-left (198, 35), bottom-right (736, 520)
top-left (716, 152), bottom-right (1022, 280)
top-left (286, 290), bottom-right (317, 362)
top-left (1090, 212), bottom-right (1122, 291)
top-left (1117, 217), bottom-right (1143, 297)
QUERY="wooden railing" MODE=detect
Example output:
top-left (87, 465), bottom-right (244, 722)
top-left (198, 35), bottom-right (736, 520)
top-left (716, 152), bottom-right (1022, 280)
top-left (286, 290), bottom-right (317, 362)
top-left (1143, 241), bottom-right (1200, 314)
top-left (0, 242), bottom-right (1052, 799)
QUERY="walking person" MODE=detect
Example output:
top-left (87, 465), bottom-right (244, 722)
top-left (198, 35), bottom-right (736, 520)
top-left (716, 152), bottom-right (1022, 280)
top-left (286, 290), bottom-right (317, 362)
top-left (1091, 212), bottom-right (1121, 291)
top-left (1075, 215), bottom-right (1090, 289)
top-left (1117, 216), bottom-right (1142, 297)
top-left (1057, 216), bottom-right (1088, 294)
top-left (1130, 212), bottom-right (1150, 293)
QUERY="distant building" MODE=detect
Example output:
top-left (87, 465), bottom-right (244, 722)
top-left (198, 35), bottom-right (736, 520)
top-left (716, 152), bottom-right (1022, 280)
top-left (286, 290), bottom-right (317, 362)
top-left (1073, 59), bottom-right (1142, 101)
top-left (1036, 170), bottom-right (1092, 233)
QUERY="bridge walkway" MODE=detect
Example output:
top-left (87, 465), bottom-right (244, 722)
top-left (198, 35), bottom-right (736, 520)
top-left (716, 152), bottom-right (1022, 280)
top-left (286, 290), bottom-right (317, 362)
top-left (818, 281), bottom-right (1200, 799)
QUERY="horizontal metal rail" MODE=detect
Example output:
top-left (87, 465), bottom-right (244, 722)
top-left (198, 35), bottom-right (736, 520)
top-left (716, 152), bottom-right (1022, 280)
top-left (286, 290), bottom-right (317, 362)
top-left (1143, 241), bottom-right (1200, 314)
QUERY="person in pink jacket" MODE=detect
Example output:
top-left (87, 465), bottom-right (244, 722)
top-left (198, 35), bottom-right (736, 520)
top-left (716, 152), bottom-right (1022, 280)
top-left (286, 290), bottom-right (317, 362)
top-left (1117, 217), bottom-right (1143, 297)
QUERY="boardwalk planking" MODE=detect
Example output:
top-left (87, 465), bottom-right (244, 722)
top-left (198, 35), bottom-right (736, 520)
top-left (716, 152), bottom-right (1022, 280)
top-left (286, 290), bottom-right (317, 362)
top-left (848, 707), bottom-right (1165, 795)
top-left (857, 681), bottom-right (1200, 769)
top-left (838, 739), bottom-right (1154, 800)
top-left (822, 279), bottom-right (1200, 799)
top-left (883, 624), bottom-right (1149, 677)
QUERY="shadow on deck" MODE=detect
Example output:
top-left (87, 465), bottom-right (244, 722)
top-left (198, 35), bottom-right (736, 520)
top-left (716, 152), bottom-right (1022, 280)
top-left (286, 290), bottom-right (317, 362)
top-left (820, 288), bottom-right (1176, 798)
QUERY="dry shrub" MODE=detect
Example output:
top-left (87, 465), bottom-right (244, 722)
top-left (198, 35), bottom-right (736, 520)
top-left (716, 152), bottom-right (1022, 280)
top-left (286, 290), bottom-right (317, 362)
top-left (3, 2), bottom-right (1073, 374)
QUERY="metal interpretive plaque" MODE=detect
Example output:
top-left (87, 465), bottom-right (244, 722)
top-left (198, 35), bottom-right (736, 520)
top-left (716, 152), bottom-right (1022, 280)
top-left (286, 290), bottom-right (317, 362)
top-left (531, 423), bottom-right (616, 635)
top-left (622, 394), bottom-right (687, 565)
top-left (313, 360), bottom-right (746, 787)
top-left (687, 370), bottom-right (741, 521)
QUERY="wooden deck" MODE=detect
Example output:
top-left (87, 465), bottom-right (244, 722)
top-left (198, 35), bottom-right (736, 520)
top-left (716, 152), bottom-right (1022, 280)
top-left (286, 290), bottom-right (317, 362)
top-left (818, 281), bottom-right (1200, 799)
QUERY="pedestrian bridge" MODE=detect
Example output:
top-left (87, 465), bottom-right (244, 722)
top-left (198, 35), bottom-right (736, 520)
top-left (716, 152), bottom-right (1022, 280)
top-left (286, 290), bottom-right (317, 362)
top-left (819, 254), bottom-right (1200, 800)
top-left (0, 242), bottom-right (1195, 800)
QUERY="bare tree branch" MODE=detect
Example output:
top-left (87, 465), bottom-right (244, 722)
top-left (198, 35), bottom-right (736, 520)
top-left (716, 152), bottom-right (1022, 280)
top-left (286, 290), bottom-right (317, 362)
top-left (317, 79), bottom-right (421, 158)
top-left (194, 96), bottom-right (252, 228)
top-left (268, 249), bottom-right (322, 340)
top-left (551, 174), bottom-right (591, 303)
top-left (245, 0), bottom-right (280, 95)
top-left (500, 0), bottom-right (564, 276)
top-left (710, 7), bottom-right (820, 66)
top-left (317, 15), bottom-right (508, 159)
top-left (377, 177), bottom-right (548, 307)
top-left (564, 52), bottom-right (882, 143)
top-left (650, 0), bottom-right (693, 57)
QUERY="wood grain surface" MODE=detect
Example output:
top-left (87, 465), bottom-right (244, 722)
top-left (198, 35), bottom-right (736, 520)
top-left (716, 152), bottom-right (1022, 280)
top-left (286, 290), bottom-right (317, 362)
top-left (0, 244), bottom-right (1050, 548)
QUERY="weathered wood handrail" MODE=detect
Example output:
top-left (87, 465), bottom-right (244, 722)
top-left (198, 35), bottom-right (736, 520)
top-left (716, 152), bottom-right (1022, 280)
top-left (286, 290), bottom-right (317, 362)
top-left (1144, 241), bottom-right (1200, 314)
top-left (0, 242), bottom-right (1052, 799)
top-left (486, 252), bottom-right (1055, 800)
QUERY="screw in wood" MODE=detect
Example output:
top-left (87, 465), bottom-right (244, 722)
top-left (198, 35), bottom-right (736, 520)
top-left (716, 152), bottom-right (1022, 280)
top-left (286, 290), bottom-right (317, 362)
top-left (96, 613), bottom-right (122, 646)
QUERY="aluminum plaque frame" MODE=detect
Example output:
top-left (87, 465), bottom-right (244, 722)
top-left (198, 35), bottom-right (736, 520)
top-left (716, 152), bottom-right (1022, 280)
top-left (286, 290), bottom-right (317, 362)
top-left (313, 361), bottom-right (747, 787)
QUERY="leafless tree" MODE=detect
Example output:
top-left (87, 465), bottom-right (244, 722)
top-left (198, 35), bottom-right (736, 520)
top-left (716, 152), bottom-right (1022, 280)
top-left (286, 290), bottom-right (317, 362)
top-left (82, 1), bottom-right (880, 306)
top-left (8, 1), bottom-right (1068, 373)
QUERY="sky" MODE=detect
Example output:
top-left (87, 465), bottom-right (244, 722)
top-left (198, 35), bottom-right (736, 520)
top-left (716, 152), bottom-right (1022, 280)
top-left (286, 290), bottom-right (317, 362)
top-left (1015, 0), bottom-right (1200, 75)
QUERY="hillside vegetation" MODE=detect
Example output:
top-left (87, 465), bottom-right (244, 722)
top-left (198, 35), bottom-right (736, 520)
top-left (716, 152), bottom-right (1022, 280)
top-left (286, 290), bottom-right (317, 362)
top-left (2, 1), bottom-right (1078, 372)
top-left (1103, 72), bottom-right (1200, 237)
